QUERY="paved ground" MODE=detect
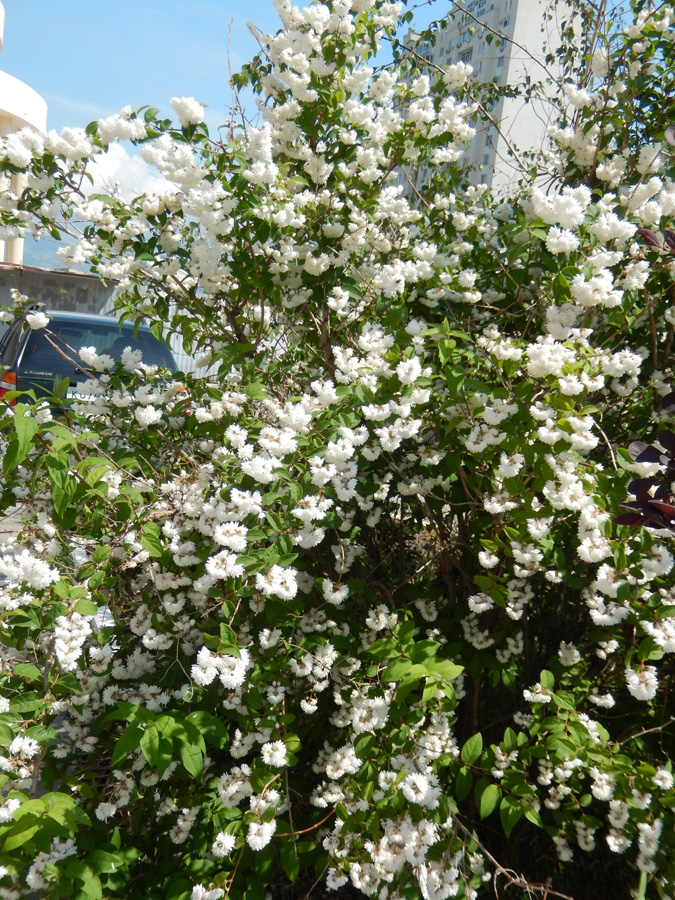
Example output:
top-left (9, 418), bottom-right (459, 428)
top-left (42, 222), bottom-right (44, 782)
top-left (0, 505), bottom-right (24, 543)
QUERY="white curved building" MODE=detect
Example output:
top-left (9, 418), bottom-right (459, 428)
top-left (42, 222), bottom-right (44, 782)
top-left (0, 1), bottom-right (48, 264)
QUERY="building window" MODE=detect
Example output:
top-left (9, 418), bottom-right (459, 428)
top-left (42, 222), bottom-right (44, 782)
top-left (502, 17), bottom-right (510, 29)
top-left (475, 60), bottom-right (483, 72)
top-left (478, 41), bottom-right (485, 54)
top-left (496, 56), bottom-right (504, 69)
top-left (461, 49), bottom-right (473, 63)
top-left (458, 30), bottom-right (472, 45)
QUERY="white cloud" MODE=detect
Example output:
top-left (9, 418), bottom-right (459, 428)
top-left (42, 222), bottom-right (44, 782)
top-left (87, 143), bottom-right (169, 202)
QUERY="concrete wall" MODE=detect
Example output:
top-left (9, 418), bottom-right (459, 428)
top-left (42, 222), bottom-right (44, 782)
top-left (0, 2), bottom-right (48, 264)
top-left (0, 264), bottom-right (115, 319)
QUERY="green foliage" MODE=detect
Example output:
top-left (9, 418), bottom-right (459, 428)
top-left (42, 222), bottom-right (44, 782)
top-left (0, 1), bottom-right (673, 899)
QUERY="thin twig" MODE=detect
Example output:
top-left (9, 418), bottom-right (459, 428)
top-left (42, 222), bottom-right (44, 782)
top-left (276, 808), bottom-right (336, 837)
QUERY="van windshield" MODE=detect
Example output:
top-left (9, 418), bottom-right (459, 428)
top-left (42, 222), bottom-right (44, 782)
top-left (18, 320), bottom-right (175, 379)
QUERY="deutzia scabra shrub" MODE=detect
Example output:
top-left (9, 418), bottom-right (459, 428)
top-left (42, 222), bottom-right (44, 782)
top-left (0, 1), bottom-right (674, 898)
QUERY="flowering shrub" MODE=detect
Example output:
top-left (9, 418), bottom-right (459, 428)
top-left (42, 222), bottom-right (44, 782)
top-left (0, 1), bottom-right (674, 898)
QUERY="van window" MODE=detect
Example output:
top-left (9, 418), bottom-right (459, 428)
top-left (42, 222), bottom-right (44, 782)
top-left (17, 321), bottom-right (175, 379)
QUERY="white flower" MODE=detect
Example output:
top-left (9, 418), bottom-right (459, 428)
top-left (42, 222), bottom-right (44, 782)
top-left (247, 819), bottom-right (276, 851)
top-left (0, 798), bottom-right (20, 823)
top-left (121, 346), bottom-right (143, 370)
top-left (261, 741), bottom-right (287, 767)
top-left (401, 771), bottom-right (441, 809)
top-left (396, 357), bottom-right (422, 385)
top-left (95, 802), bottom-right (117, 822)
top-left (135, 405), bottom-right (162, 428)
top-left (78, 345), bottom-right (114, 371)
top-left (558, 642), bottom-right (580, 666)
top-left (8, 735), bottom-right (39, 759)
top-left (478, 550), bottom-right (499, 569)
top-left (170, 96), bottom-right (205, 127)
top-left (652, 768), bottom-right (674, 790)
top-left (523, 683), bottom-right (552, 703)
top-left (213, 523), bottom-right (248, 552)
top-left (25, 311), bottom-right (49, 330)
top-left (255, 565), bottom-right (298, 600)
top-left (205, 551), bottom-right (244, 580)
top-left (590, 767), bottom-right (615, 801)
top-left (625, 666), bottom-right (658, 701)
top-left (192, 886), bottom-right (224, 900)
top-left (211, 831), bottom-right (237, 858)
top-left (546, 227), bottom-right (579, 254)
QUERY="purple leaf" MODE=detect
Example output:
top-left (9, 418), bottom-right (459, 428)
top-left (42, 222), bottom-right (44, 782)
top-left (657, 430), bottom-right (675, 454)
top-left (628, 440), bottom-right (653, 461)
top-left (636, 228), bottom-right (662, 248)
top-left (614, 512), bottom-right (647, 526)
top-left (631, 443), bottom-right (667, 465)
top-left (664, 231), bottom-right (675, 252)
top-left (661, 392), bottom-right (675, 414)
top-left (648, 500), bottom-right (675, 518)
top-left (627, 478), bottom-right (657, 497)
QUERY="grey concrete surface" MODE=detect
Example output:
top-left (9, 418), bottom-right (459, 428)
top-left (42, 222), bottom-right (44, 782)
top-left (0, 504), bottom-right (24, 542)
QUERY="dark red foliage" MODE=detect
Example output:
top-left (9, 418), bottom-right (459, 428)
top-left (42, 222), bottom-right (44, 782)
top-left (616, 429), bottom-right (675, 530)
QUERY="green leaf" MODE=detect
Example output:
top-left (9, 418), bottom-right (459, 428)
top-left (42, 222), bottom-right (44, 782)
top-left (475, 779), bottom-right (501, 819)
top-left (524, 807), bottom-right (544, 828)
top-left (185, 711), bottom-right (229, 749)
top-left (500, 796), bottom-right (523, 837)
top-left (140, 725), bottom-right (160, 767)
top-left (279, 838), bottom-right (300, 883)
top-left (539, 669), bottom-right (555, 691)
top-left (12, 663), bottom-right (41, 682)
top-left (424, 659), bottom-right (464, 680)
top-left (178, 740), bottom-right (203, 778)
top-left (13, 406), bottom-right (39, 459)
top-left (10, 692), bottom-right (43, 713)
top-left (111, 724), bottom-right (143, 767)
top-left (47, 452), bottom-right (79, 521)
top-left (455, 766), bottom-right (473, 802)
top-left (241, 382), bottom-right (269, 400)
top-left (140, 522), bottom-right (163, 557)
top-left (92, 545), bottom-right (111, 564)
top-left (382, 659), bottom-right (426, 683)
top-left (2, 814), bottom-right (41, 851)
top-left (367, 637), bottom-right (398, 661)
top-left (552, 691), bottom-right (576, 712)
top-left (461, 733), bottom-right (483, 766)
top-left (409, 640), bottom-right (441, 663)
top-left (354, 733), bottom-right (375, 758)
top-left (75, 597), bottom-right (99, 616)
top-left (77, 870), bottom-right (103, 900)
top-left (25, 725), bottom-right (59, 745)
top-left (3, 440), bottom-right (21, 477)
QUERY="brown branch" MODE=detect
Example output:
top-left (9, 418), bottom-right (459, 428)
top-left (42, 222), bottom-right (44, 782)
top-left (276, 808), bottom-right (335, 837)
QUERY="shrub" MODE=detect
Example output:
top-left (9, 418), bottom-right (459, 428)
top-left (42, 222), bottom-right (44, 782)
top-left (0, 1), bottom-right (674, 898)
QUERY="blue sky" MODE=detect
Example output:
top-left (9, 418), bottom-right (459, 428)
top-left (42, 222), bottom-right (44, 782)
top-left (1, 0), bottom-right (313, 133)
top-left (1, 1), bottom-right (442, 133)
top-left (0, 0), bottom-right (443, 267)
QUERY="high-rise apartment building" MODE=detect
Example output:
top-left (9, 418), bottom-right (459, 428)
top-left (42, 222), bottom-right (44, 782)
top-left (403, 0), bottom-right (563, 193)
